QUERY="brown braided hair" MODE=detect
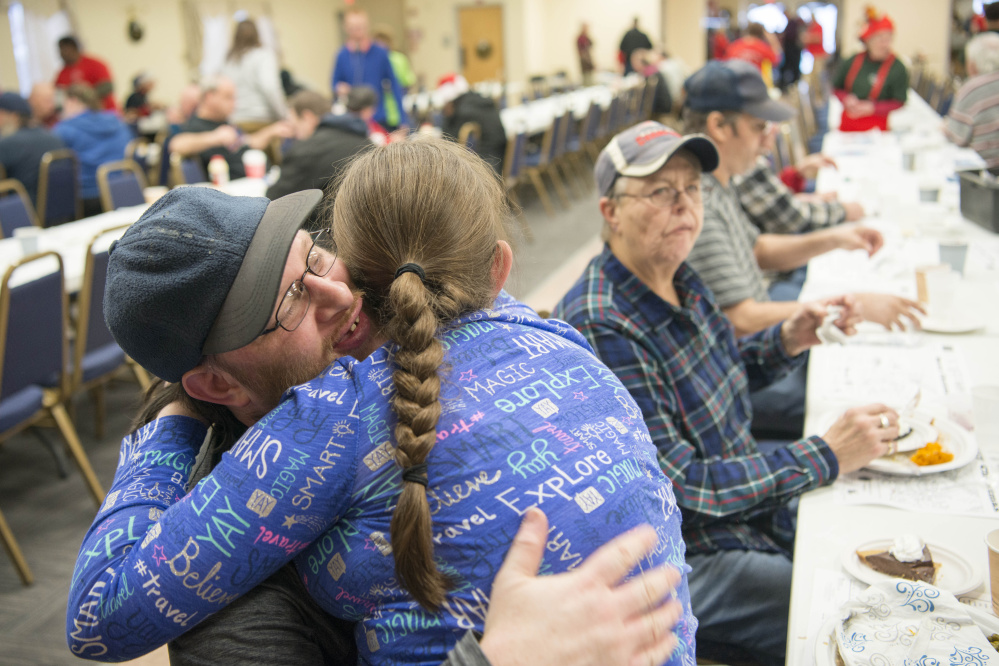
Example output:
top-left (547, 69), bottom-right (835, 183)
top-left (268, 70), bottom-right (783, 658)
top-left (330, 137), bottom-right (509, 611)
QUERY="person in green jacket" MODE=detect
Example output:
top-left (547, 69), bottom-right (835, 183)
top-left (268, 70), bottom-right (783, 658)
top-left (374, 29), bottom-right (415, 130)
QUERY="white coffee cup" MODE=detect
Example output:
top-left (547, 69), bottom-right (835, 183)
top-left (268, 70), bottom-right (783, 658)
top-left (12, 226), bottom-right (42, 256)
top-left (923, 267), bottom-right (958, 320)
top-left (242, 149), bottom-right (267, 179)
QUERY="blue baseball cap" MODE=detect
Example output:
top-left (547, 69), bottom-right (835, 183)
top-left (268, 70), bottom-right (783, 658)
top-left (594, 121), bottom-right (719, 196)
top-left (0, 92), bottom-right (31, 117)
top-left (684, 60), bottom-right (794, 122)
top-left (104, 187), bottom-right (323, 382)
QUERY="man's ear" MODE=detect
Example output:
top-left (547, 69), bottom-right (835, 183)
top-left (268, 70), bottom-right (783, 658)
top-left (489, 240), bottom-right (514, 299)
top-left (181, 363), bottom-right (250, 410)
top-left (598, 196), bottom-right (619, 234)
top-left (704, 110), bottom-right (730, 144)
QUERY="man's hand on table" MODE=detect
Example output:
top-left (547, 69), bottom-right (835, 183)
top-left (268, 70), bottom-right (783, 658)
top-left (797, 153), bottom-right (837, 180)
top-left (780, 295), bottom-right (862, 356)
top-left (854, 293), bottom-right (926, 331)
top-left (827, 225), bottom-right (883, 256)
top-left (822, 404), bottom-right (900, 474)
top-left (480, 508), bottom-right (683, 666)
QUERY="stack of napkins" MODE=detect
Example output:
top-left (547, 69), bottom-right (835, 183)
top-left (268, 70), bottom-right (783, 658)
top-left (835, 580), bottom-right (997, 665)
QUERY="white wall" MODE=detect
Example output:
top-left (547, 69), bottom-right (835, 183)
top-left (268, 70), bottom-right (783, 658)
top-left (663, 0), bottom-right (706, 73)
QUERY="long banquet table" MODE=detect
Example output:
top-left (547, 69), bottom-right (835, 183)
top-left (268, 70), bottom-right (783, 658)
top-left (0, 177), bottom-right (269, 292)
top-left (787, 94), bottom-right (999, 663)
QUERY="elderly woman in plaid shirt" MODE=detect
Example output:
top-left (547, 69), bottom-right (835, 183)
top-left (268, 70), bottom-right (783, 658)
top-left (554, 122), bottom-right (903, 666)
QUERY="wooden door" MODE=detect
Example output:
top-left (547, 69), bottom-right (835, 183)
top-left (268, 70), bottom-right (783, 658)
top-left (458, 5), bottom-right (504, 84)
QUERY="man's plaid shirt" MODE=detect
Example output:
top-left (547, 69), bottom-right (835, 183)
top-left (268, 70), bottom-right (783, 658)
top-left (554, 247), bottom-right (837, 557)
top-left (734, 158), bottom-right (846, 234)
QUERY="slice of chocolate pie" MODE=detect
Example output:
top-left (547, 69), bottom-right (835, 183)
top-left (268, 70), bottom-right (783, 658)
top-left (857, 535), bottom-right (937, 584)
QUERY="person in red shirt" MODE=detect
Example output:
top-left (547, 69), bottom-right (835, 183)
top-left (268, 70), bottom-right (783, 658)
top-left (726, 23), bottom-right (781, 86)
top-left (54, 36), bottom-right (117, 112)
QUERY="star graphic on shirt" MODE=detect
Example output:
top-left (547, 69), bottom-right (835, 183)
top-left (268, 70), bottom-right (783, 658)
top-left (363, 538), bottom-right (379, 552)
top-left (499, 323), bottom-right (513, 331)
top-left (458, 369), bottom-right (477, 382)
top-left (95, 518), bottom-right (115, 535)
top-left (151, 544), bottom-right (167, 566)
top-left (573, 391), bottom-right (588, 401)
top-left (283, 515), bottom-right (300, 529)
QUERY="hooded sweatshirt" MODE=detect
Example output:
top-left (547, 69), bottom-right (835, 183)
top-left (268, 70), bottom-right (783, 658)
top-left (441, 92), bottom-right (507, 174)
top-left (53, 111), bottom-right (133, 199)
top-left (266, 113), bottom-right (372, 204)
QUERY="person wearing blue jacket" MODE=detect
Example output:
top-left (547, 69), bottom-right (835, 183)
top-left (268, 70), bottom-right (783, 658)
top-left (53, 83), bottom-right (133, 217)
top-left (332, 8), bottom-right (406, 130)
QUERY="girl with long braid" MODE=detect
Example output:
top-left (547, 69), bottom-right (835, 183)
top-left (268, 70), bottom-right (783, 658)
top-left (69, 138), bottom-right (695, 665)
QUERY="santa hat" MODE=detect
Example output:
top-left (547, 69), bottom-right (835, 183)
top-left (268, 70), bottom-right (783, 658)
top-left (860, 7), bottom-right (894, 41)
top-left (433, 73), bottom-right (469, 107)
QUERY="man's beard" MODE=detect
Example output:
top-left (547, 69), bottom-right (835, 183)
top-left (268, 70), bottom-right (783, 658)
top-left (220, 333), bottom-right (339, 421)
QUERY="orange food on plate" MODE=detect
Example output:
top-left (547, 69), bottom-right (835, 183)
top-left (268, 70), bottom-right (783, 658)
top-left (910, 440), bottom-right (953, 466)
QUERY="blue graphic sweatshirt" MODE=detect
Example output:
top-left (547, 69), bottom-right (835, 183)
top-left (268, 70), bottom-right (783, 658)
top-left (67, 295), bottom-right (696, 665)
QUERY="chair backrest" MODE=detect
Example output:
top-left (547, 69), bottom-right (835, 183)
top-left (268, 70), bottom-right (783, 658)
top-left (0, 180), bottom-right (39, 239)
top-left (74, 226), bottom-right (129, 389)
top-left (580, 102), bottom-right (602, 143)
top-left (125, 137), bottom-right (149, 173)
top-left (0, 163), bottom-right (5, 179)
top-left (170, 152), bottom-right (208, 187)
top-left (642, 77), bottom-right (657, 120)
top-left (502, 130), bottom-right (528, 181)
top-left (97, 159), bottom-right (147, 212)
top-left (457, 121), bottom-right (482, 151)
top-left (550, 112), bottom-right (570, 160)
top-left (0, 252), bottom-right (67, 401)
top-left (37, 149), bottom-right (81, 227)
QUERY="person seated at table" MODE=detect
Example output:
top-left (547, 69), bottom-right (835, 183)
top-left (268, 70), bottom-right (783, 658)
top-left (28, 82), bottom-right (59, 129)
top-left (734, 127), bottom-right (866, 302)
top-left (553, 121), bottom-right (904, 666)
top-left (265, 89), bottom-right (372, 207)
top-left (833, 8), bottom-right (908, 132)
top-left (725, 23), bottom-right (781, 87)
top-left (943, 32), bottom-right (999, 174)
top-left (681, 60), bottom-right (923, 437)
top-left (68, 138), bottom-right (696, 664)
top-left (0, 92), bottom-right (65, 206)
top-left (52, 83), bottom-right (133, 217)
top-left (437, 73), bottom-right (507, 174)
top-left (123, 72), bottom-right (157, 124)
top-left (169, 76), bottom-right (291, 179)
top-left (165, 82), bottom-right (201, 130)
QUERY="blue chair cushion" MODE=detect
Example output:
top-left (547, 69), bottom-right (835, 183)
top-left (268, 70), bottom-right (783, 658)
top-left (565, 137), bottom-right (581, 152)
top-left (81, 343), bottom-right (127, 384)
top-left (0, 385), bottom-right (44, 434)
top-left (522, 152), bottom-right (542, 168)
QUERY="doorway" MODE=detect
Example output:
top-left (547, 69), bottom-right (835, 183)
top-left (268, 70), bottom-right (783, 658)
top-left (458, 5), bottom-right (504, 83)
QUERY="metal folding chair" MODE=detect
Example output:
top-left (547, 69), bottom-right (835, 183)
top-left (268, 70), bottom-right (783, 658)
top-left (0, 252), bottom-right (105, 584)
top-left (0, 179), bottom-right (40, 238)
top-left (97, 159), bottom-right (147, 212)
top-left (36, 149), bottom-right (81, 227)
top-left (170, 152), bottom-right (208, 187)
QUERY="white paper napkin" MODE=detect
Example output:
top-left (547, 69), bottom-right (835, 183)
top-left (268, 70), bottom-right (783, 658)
top-left (834, 580), bottom-right (997, 665)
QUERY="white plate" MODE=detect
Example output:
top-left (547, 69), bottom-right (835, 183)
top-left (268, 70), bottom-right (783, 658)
top-left (811, 410), bottom-right (977, 476)
top-left (921, 316), bottom-right (986, 334)
top-left (814, 596), bottom-right (999, 666)
top-left (841, 538), bottom-right (982, 596)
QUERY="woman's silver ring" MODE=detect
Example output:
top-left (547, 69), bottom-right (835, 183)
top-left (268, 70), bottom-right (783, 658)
top-left (879, 413), bottom-right (890, 429)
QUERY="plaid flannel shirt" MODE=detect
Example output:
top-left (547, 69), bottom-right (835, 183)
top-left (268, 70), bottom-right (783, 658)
top-left (554, 247), bottom-right (838, 556)
top-left (734, 158), bottom-right (847, 234)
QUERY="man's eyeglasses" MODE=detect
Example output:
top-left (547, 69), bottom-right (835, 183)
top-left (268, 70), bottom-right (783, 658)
top-left (259, 229), bottom-right (338, 336)
top-left (614, 184), bottom-right (702, 209)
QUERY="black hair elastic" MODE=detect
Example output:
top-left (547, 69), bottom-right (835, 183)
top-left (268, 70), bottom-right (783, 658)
top-left (394, 263), bottom-right (427, 283)
top-left (402, 462), bottom-right (429, 487)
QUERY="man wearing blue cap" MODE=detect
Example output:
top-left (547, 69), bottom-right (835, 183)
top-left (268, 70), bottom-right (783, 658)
top-left (554, 121), bottom-right (902, 664)
top-left (71, 186), bottom-right (687, 666)
top-left (680, 59), bottom-right (923, 438)
top-left (0, 91), bottom-right (65, 206)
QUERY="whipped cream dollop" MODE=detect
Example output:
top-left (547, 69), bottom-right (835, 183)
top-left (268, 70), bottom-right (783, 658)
top-left (889, 535), bottom-right (925, 562)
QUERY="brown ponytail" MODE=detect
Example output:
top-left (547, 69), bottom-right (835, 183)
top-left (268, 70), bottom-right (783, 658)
top-left (330, 137), bottom-right (509, 611)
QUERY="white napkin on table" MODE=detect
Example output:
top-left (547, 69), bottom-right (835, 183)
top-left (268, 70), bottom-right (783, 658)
top-left (834, 579), bottom-right (997, 665)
